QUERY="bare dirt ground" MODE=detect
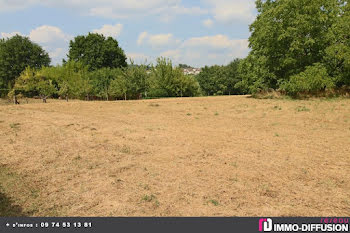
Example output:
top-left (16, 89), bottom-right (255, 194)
top-left (0, 96), bottom-right (349, 216)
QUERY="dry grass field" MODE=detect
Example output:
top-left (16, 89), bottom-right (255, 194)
top-left (0, 96), bottom-right (349, 217)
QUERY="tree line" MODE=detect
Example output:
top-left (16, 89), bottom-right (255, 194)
top-left (1, 0), bottom-right (349, 102)
top-left (0, 33), bottom-right (242, 103)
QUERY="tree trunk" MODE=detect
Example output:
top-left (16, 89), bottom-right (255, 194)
top-left (42, 97), bottom-right (47, 103)
top-left (13, 95), bottom-right (19, 105)
top-left (66, 95), bottom-right (69, 102)
top-left (124, 93), bottom-right (127, 101)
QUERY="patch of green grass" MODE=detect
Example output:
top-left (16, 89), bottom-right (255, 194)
top-left (141, 194), bottom-right (159, 207)
top-left (214, 112), bottom-right (219, 116)
top-left (296, 106), bottom-right (310, 112)
top-left (274, 133), bottom-right (280, 137)
top-left (208, 199), bottom-right (219, 206)
top-left (273, 105), bottom-right (282, 110)
top-left (187, 113), bottom-right (192, 116)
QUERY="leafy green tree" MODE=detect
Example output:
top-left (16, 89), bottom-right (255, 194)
top-left (123, 64), bottom-right (150, 99)
top-left (110, 73), bottom-right (128, 100)
top-left (196, 65), bottom-right (228, 96)
top-left (0, 35), bottom-right (50, 94)
top-left (11, 67), bottom-right (57, 103)
top-left (324, 1), bottom-right (350, 87)
top-left (39, 61), bottom-right (92, 101)
top-left (68, 33), bottom-right (127, 71)
top-left (148, 57), bottom-right (200, 97)
top-left (90, 68), bottom-right (121, 100)
top-left (225, 59), bottom-right (243, 94)
top-left (245, 0), bottom-right (343, 92)
top-left (280, 63), bottom-right (334, 96)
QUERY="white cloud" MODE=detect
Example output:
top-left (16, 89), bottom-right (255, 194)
top-left (204, 0), bottom-right (256, 24)
top-left (203, 19), bottom-right (214, 28)
top-left (0, 0), bottom-right (39, 12)
top-left (92, 23), bottom-right (123, 38)
top-left (29, 25), bottom-right (71, 44)
top-left (0, 32), bottom-right (23, 38)
top-left (160, 49), bottom-right (181, 62)
top-left (182, 35), bottom-right (248, 51)
top-left (137, 32), bottom-right (148, 45)
top-left (137, 32), bottom-right (179, 48)
top-left (0, 0), bottom-right (207, 21)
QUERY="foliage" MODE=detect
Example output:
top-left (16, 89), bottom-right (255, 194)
top-left (323, 2), bottom-right (350, 87)
top-left (234, 0), bottom-right (350, 96)
top-left (90, 68), bottom-right (120, 100)
top-left (197, 59), bottom-right (243, 96)
top-left (10, 67), bottom-right (57, 102)
top-left (148, 58), bottom-right (200, 98)
top-left (68, 33), bottom-right (127, 71)
top-left (178, 64), bottom-right (193, 69)
top-left (280, 63), bottom-right (335, 96)
top-left (0, 35), bottom-right (50, 94)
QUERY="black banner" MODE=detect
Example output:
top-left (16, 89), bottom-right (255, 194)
top-left (0, 217), bottom-right (349, 233)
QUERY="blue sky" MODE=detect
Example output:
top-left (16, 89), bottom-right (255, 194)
top-left (0, 0), bottom-right (257, 67)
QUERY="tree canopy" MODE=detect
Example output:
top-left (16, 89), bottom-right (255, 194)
top-left (0, 35), bottom-right (50, 93)
top-left (237, 0), bottom-right (350, 96)
top-left (68, 33), bottom-right (127, 71)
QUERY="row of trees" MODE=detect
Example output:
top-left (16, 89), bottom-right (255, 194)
top-left (237, 0), bottom-right (350, 97)
top-left (9, 58), bottom-right (201, 103)
top-left (6, 0), bottom-right (349, 103)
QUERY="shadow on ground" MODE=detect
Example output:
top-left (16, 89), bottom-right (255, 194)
top-left (0, 190), bottom-right (26, 217)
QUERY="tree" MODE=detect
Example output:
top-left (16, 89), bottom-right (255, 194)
top-left (90, 68), bottom-right (121, 101)
top-left (324, 1), bottom-right (350, 87)
top-left (148, 57), bottom-right (200, 98)
top-left (0, 35), bottom-right (50, 94)
top-left (196, 65), bottom-right (228, 96)
top-left (280, 63), bottom-right (334, 96)
top-left (225, 59), bottom-right (243, 94)
top-left (39, 61), bottom-right (92, 101)
top-left (110, 73), bottom-right (128, 100)
top-left (68, 33), bottom-right (127, 71)
top-left (245, 0), bottom-right (343, 92)
top-left (123, 64), bottom-right (150, 99)
top-left (11, 67), bottom-right (57, 103)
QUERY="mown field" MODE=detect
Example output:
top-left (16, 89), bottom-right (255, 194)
top-left (0, 96), bottom-right (349, 216)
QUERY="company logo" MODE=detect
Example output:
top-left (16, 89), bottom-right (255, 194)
top-left (258, 218), bottom-right (349, 232)
top-left (259, 218), bottom-right (273, 232)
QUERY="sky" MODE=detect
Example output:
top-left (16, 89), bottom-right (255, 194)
top-left (0, 0), bottom-right (257, 67)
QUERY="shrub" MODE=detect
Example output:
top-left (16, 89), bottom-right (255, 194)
top-left (280, 63), bottom-right (335, 97)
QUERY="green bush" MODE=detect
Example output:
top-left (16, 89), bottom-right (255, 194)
top-left (280, 63), bottom-right (335, 96)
